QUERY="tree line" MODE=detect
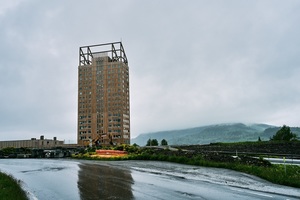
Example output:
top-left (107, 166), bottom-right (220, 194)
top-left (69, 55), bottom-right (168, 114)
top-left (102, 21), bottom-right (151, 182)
top-left (146, 139), bottom-right (168, 146)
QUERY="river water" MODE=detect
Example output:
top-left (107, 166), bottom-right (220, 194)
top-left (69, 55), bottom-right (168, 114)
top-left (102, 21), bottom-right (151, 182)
top-left (0, 159), bottom-right (299, 200)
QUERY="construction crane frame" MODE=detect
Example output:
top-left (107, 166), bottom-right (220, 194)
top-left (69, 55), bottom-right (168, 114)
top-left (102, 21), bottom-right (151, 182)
top-left (79, 42), bottom-right (128, 66)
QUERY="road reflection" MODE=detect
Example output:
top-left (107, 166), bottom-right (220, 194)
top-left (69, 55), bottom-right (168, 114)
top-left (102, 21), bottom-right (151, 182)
top-left (77, 163), bottom-right (134, 200)
top-left (1, 159), bottom-right (300, 200)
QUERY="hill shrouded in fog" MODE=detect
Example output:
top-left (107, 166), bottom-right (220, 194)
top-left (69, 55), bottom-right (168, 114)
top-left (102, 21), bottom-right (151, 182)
top-left (131, 123), bottom-right (300, 146)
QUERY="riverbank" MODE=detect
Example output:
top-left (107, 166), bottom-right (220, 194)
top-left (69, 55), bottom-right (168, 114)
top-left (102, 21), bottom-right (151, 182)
top-left (0, 172), bottom-right (28, 200)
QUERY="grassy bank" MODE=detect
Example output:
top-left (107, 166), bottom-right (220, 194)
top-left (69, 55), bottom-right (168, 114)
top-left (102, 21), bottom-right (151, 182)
top-left (0, 172), bottom-right (28, 200)
top-left (72, 145), bottom-right (300, 188)
top-left (127, 152), bottom-right (300, 188)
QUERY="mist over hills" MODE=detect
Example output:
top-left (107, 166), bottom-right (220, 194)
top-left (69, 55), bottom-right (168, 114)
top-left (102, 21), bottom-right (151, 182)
top-left (131, 123), bottom-right (300, 146)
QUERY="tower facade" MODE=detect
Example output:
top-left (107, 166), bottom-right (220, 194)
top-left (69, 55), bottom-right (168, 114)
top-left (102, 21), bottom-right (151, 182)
top-left (77, 42), bottom-right (130, 146)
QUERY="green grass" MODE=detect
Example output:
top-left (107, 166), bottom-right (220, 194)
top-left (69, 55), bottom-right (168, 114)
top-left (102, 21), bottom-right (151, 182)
top-left (129, 152), bottom-right (300, 188)
top-left (229, 164), bottom-right (300, 188)
top-left (0, 172), bottom-right (28, 200)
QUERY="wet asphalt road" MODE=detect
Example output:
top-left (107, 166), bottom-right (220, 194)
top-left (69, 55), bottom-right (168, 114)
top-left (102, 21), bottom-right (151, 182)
top-left (0, 159), bottom-right (299, 200)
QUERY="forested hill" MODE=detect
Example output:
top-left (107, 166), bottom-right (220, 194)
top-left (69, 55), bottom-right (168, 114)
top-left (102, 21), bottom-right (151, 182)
top-left (131, 123), bottom-right (300, 146)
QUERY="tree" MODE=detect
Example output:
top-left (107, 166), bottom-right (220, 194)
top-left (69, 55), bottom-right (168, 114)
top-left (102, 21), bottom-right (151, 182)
top-left (258, 137), bottom-right (261, 142)
top-left (161, 139), bottom-right (168, 146)
top-left (146, 139), bottom-right (152, 146)
top-left (146, 139), bottom-right (159, 146)
top-left (151, 139), bottom-right (158, 146)
top-left (270, 125), bottom-right (297, 141)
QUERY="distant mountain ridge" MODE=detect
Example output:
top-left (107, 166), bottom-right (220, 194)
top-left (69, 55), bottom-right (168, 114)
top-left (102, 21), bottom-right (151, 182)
top-left (131, 123), bottom-right (300, 146)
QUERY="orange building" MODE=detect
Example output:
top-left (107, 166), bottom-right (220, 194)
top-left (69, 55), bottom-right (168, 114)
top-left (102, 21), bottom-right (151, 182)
top-left (78, 42), bottom-right (130, 146)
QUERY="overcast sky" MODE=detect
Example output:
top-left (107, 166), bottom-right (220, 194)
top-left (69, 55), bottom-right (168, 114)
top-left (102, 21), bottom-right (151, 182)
top-left (0, 0), bottom-right (299, 142)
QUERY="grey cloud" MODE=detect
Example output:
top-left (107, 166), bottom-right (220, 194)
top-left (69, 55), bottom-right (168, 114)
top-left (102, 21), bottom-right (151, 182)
top-left (0, 0), bottom-right (299, 141)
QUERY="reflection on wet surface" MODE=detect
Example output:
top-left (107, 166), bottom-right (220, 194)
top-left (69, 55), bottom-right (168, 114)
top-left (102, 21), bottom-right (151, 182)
top-left (0, 159), bottom-right (300, 200)
top-left (77, 163), bottom-right (134, 200)
top-left (20, 167), bottom-right (65, 173)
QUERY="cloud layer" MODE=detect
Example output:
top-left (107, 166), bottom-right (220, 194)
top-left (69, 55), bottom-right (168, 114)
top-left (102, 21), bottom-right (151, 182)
top-left (0, 0), bottom-right (299, 141)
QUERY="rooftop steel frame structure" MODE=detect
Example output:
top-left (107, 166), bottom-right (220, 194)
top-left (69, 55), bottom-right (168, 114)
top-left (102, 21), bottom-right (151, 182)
top-left (79, 42), bottom-right (128, 66)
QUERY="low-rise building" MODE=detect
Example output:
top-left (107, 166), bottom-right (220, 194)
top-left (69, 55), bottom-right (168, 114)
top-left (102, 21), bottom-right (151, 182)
top-left (0, 135), bottom-right (64, 149)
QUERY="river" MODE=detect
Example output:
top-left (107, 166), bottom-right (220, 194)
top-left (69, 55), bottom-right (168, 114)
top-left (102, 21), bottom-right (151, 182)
top-left (0, 159), bottom-right (299, 200)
